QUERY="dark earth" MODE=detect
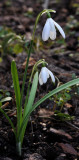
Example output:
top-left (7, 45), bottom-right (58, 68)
top-left (0, 0), bottom-right (79, 159)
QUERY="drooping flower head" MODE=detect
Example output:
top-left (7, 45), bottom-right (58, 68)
top-left (42, 18), bottom-right (65, 41)
top-left (39, 67), bottom-right (55, 85)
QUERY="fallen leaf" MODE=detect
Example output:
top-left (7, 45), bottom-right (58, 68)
top-left (38, 108), bottom-right (54, 118)
top-left (58, 143), bottom-right (77, 156)
top-left (50, 128), bottom-right (72, 140)
top-left (22, 57), bottom-right (36, 69)
top-left (65, 103), bottom-right (72, 108)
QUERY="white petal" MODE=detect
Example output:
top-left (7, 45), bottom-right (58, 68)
top-left (41, 67), bottom-right (48, 83)
top-left (39, 73), bottom-right (43, 85)
top-left (42, 19), bottom-right (50, 41)
top-left (49, 18), bottom-right (56, 40)
top-left (50, 30), bottom-right (56, 40)
top-left (53, 20), bottom-right (65, 39)
top-left (47, 68), bottom-right (55, 83)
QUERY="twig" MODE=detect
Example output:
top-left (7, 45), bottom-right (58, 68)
top-left (65, 121), bottom-right (79, 131)
top-left (1, 102), bottom-right (9, 109)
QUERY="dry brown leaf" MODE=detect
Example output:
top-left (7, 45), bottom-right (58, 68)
top-left (22, 57), bottom-right (36, 70)
top-left (58, 143), bottom-right (77, 155)
top-left (29, 153), bottom-right (43, 160)
top-left (50, 128), bottom-right (72, 139)
top-left (38, 108), bottom-right (54, 118)
top-left (65, 103), bottom-right (72, 108)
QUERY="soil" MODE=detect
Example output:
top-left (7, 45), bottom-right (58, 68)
top-left (0, 0), bottom-right (79, 160)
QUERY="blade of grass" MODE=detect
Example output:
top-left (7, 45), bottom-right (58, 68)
top-left (32, 78), bottom-right (79, 111)
top-left (20, 40), bottom-right (33, 115)
top-left (20, 72), bottom-right (38, 144)
top-left (11, 60), bottom-right (22, 135)
top-left (23, 71), bottom-right (38, 118)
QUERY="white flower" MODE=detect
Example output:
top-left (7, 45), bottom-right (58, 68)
top-left (39, 67), bottom-right (55, 85)
top-left (42, 18), bottom-right (65, 41)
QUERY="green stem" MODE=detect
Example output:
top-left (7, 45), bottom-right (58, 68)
top-left (47, 12), bottom-right (51, 18)
top-left (20, 40), bottom-right (33, 110)
top-left (24, 81), bottom-right (31, 110)
top-left (16, 141), bottom-right (21, 156)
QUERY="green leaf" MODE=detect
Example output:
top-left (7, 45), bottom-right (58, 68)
top-left (0, 57), bottom-right (2, 62)
top-left (1, 97), bottom-right (12, 103)
top-left (0, 94), bottom-right (3, 100)
top-left (23, 71), bottom-right (38, 118)
top-left (19, 78), bottom-right (79, 139)
top-left (11, 60), bottom-right (22, 135)
top-left (20, 40), bottom-right (33, 117)
top-left (32, 78), bottom-right (79, 111)
top-left (13, 44), bottom-right (23, 54)
top-left (0, 27), bottom-right (8, 38)
top-left (20, 71), bottom-right (38, 144)
top-left (2, 34), bottom-right (14, 51)
top-left (54, 111), bottom-right (74, 121)
top-left (0, 101), bottom-right (2, 107)
top-left (5, 91), bottom-right (10, 96)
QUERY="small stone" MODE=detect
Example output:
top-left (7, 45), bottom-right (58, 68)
top-left (24, 153), bottom-right (43, 160)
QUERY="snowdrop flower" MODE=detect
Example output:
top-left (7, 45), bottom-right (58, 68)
top-left (39, 67), bottom-right (55, 85)
top-left (42, 18), bottom-right (65, 41)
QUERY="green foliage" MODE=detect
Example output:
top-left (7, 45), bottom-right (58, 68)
top-left (11, 61), bottom-right (22, 135)
top-left (0, 89), bottom-right (11, 107)
top-left (0, 60), bottom-right (39, 155)
top-left (18, 78), bottom-right (79, 143)
top-left (0, 27), bottom-right (26, 57)
top-left (1, 97), bottom-right (12, 103)
top-left (54, 111), bottom-right (74, 121)
top-left (56, 38), bottom-right (66, 45)
top-left (20, 71), bottom-right (38, 144)
top-left (66, 15), bottom-right (79, 31)
top-left (13, 44), bottom-right (23, 54)
top-left (53, 88), bottom-right (71, 110)
top-left (0, 102), bottom-right (2, 107)
top-left (71, 73), bottom-right (79, 96)
top-left (11, 61), bottom-right (38, 155)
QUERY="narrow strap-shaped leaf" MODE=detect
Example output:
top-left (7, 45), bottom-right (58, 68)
top-left (32, 78), bottom-right (79, 111)
top-left (0, 107), bottom-right (16, 137)
top-left (11, 60), bottom-right (22, 134)
top-left (24, 59), bottom-right (46, 108)
top-left (19, 78), bottom-right (79, 139)
top-left (23, 71), bottom-right (38, 118)
top-left (19, 71), bottom-right (38, 144)
top-left (20, 40), bottom-right (33, 114)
